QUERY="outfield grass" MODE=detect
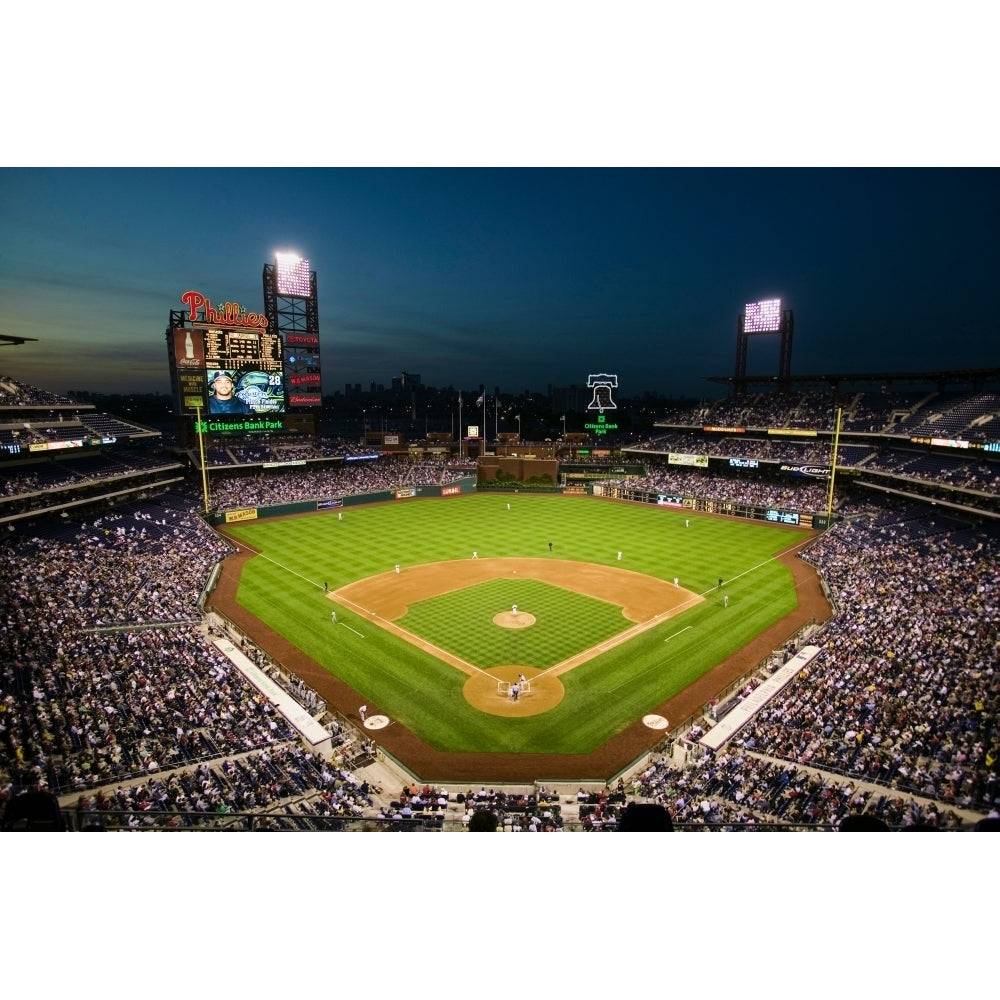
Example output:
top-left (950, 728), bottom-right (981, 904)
top-left (225, 493), bottom-right (811, 754)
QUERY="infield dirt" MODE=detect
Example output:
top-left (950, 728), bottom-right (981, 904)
top-left (211, 529), bottom-right (829, 783)
top-left (332, 557), bottom-right (700, 718)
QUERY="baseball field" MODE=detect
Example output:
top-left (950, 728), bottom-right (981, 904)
top-left (212, 492), bottom-right (828, 782)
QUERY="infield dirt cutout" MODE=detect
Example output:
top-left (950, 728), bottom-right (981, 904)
top-left (332, 557), bottom-right (702, 718)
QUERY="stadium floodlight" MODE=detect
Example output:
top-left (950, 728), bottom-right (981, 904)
top-left (744, 298), bottom-right (782, 333)
top-left (274, 253), bottom-right (311, 297)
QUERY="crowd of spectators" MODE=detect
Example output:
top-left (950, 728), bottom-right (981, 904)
top-left (887, 393), bottom-right (1000, 440)
top-left (451, 785), bottom-right (567, 831)
top-left (1, 465), bottom-right (82, 497)
top-left (653, 391), bottom-right (857, 431)
top-left (0, 374), bottom-right (75, 406)
top-left (204, 435), bottom-right (376, 466)
top-left (863, 451), bottom-right (1000, 493)
top-left (717, 497), bottom-right (999, 819)
top-left (631, 430), bottom-right (836, 465)
top-left (0, 492), bottom-right (374, 830)
top-left (653, 388), bottom-right (1000, 437)
top-left (207, 456), bottom-right (471, 509)
top-left (630, 747), bottom-right (966, 829)
top-left (1, 451), bottom-right (182, 500)
top-left (72, 744), bottom-right (378, 830)
top-left (627, 432), bottom-right (1000, 499)
top-left (599, 465), bottom-right (834, 512)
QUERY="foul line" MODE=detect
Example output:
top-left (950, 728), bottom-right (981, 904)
top-left (606, 643), bottom-right (693, 695)
top-left (239, 536), bottom-right (814, 689)
top-left (664, 625), bottom-right (693, 643)
top-left (237, 550), bottom-right (369, 638)
top-left (698, 539), bottom-right (812, 597)
top-left (333, 594), bottom-right (496, 682)
top-left (249, 550), bottom-right (326, 591)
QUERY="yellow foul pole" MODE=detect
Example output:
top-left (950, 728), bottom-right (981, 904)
top-left (826, 406), bottom-right (842, 523)
top-left (194, 405), bottom-right (211, 515)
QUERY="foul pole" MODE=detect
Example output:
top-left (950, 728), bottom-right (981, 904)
top-left (194, 405), bottom-right (211, 515)
top-left (826, 406), bottom-right (842, 523)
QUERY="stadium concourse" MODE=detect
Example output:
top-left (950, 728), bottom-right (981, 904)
top-left (2, 372), bottom-right (1000, 831)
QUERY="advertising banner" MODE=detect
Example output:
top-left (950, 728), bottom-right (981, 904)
top-left (668, 452), bottom-right (709, 468)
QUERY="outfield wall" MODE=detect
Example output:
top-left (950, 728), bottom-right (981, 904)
top-left (591, 481), bottom-right (834, 529)
top-left (205, 471), bottom-right (835, 530)
top-left (206, 476), bottom-right (478, 526)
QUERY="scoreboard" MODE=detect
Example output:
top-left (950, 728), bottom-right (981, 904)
top-left (202, 327), bottom-right (285, 417)
top-left (168, 266), bottom-right (322, 442)
top-left (169, 323), bottom-right (287, 434)
top-left (204, 327), bottom-right (282, 370)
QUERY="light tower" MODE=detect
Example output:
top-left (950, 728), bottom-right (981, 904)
top-left (262, 253), bottom-right (322, 423)
top-left (734, 297), bottom-right (794, 394)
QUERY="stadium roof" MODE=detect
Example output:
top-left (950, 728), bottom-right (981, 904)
top-left (0, 333), bottom-right (39, 347)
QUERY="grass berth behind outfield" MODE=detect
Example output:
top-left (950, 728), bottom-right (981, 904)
top-left (224, 493), bottom-right (812, 755)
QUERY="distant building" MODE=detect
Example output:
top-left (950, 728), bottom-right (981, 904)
top-left (392, 371), bottom-right (422, 390)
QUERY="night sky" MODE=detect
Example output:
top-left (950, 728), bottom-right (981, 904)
top-left (2, 167), bottom-right (997, 401)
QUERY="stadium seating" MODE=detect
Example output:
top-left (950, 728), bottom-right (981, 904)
top-left (2, 377), bottom-right (998, 831)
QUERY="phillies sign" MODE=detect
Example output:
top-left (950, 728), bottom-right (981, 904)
top-left (180, 290), bottom-right (268, 329)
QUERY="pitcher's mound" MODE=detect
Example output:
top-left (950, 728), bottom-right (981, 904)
top-left (494, 611), bottom-right (535, 628)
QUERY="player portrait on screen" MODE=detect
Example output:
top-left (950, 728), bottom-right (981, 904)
top-left (207, 370), bottom-right (251, 414)
top-left (207, 366), bottom-right (284, 416)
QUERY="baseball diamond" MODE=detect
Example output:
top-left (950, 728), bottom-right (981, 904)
top-left (212, 493), bottom-right (830, 783)
top-left (333, 558), bottom-right (700, 718)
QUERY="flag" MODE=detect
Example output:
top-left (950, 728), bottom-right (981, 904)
top-left (475, 394), bottom-right (485, 407)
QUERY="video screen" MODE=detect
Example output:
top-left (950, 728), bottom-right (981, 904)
top-left (206, 368), bottom-right (284, 415)
top-left (203, 328), bottom-right (285, 415)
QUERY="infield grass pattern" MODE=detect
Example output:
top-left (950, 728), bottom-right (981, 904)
top-left (402, 578), bottom-right (626, 669)
top-left (226, 493), bottom-right (812, 754)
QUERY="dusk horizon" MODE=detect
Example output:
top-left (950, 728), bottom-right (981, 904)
top-left (3, 168), bottom-right (997, 402)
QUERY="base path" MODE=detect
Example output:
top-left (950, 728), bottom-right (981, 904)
top-left (210, 541), bottom-right (830, 783)
top-left (333, 558), bottom-right (700, 719)
top-left (333, 557), bottom-right (691, 625)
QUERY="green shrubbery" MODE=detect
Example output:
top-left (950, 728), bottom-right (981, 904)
top-left (492, 470), bottom-right (554, 487)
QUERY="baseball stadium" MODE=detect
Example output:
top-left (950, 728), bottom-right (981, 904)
top-left (1, 266), bottom-right (998, 833)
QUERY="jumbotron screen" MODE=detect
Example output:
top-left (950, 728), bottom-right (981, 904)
top-left (744, 298), bottom-right (782, 332)
top-left (275, 253), bottom-right (312, 297)
top-left (203, 328), bottom-right (285, 416)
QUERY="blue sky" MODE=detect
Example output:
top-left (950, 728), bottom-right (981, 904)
top-left (1, 167), bottom-right (997, 399)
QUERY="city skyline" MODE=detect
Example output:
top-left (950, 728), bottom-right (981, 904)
top-left (2, 168), bottom-right (998, 402)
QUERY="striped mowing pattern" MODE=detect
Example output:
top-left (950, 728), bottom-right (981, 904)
top-left (227, 493), bottom-right (811, 754)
